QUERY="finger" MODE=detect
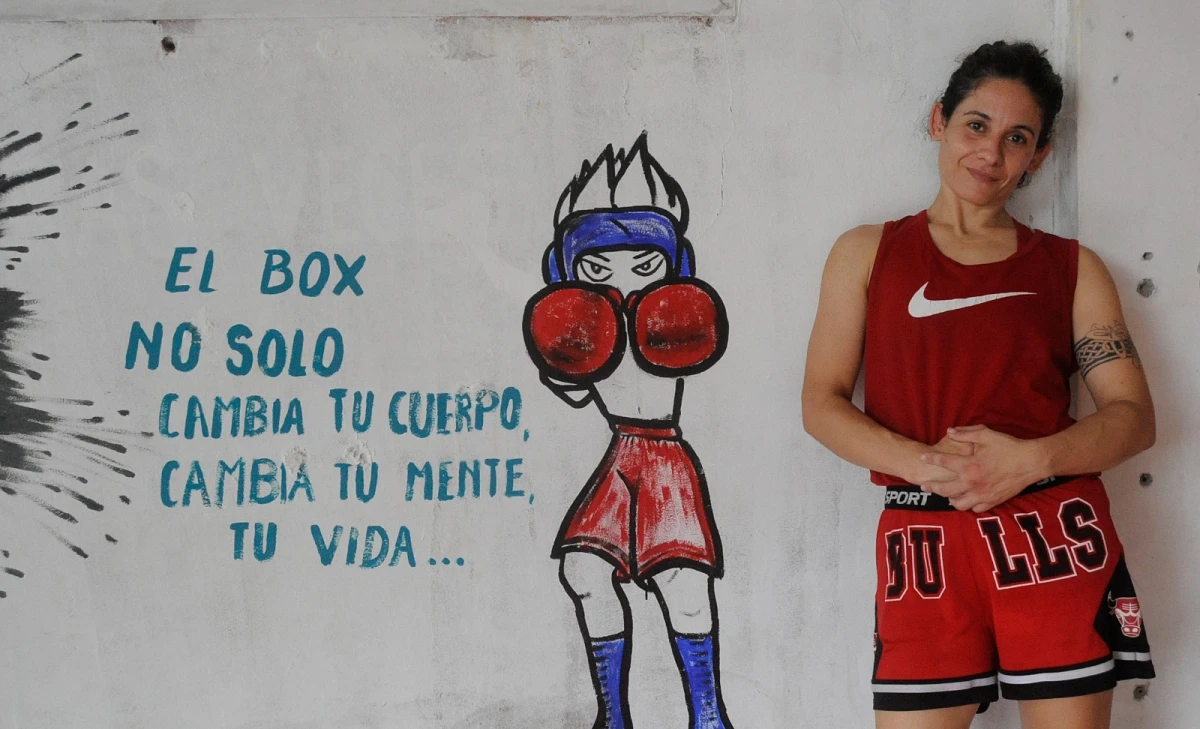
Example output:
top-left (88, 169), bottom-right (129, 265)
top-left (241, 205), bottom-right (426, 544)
top-left (951, 495), bottom-right (982, 511)
top-left (946, 429), bottom-right (989, 443)
top-left (926, 481), bottom-right (967, 499)
top-left (921, 452), bottom-right (970, 471)
top-left (947, 424), bottom-right (988, 433)
top-left (920, 470), bottom-right (959, 486)
top-left (971, 502), bottom-right (995, 513)
top-left (930, 441), bottom-right (974, 456)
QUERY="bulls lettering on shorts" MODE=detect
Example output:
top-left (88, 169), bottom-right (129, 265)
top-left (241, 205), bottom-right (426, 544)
top-left (871, 478), bottom-right (1154, 711)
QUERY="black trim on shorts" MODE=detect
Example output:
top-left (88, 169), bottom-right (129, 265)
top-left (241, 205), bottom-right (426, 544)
top-left (883, 476), bottom-right (1077, 511)
top-left (1114, 656), bottom-right (1156, 681)
top-left (872, 671), bottom-right (998, 712)
top-left (999, 656), bottom-right (1118, 701)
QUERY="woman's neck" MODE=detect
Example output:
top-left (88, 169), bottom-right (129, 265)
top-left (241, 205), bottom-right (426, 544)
top-left (927, 190), bottom-right (1014, 235)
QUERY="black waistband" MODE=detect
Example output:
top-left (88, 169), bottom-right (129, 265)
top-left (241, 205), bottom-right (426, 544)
top-left (883, 476), bottom-right (1077, 511)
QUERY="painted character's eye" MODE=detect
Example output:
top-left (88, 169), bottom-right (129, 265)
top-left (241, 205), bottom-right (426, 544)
top-left (577, 258), bottom-right (612, 282)
top-left (631, 255), bottom-right (665, 277)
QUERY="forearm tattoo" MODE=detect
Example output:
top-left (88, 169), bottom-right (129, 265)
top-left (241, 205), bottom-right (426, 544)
top-left (1073, 322), bottom-right (1142, 377)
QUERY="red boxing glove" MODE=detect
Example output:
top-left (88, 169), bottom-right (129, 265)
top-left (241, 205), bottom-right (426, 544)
top-left (523, 284), bottom-right (626, 384)
top-left (629, 280), bottom-right (728, 376)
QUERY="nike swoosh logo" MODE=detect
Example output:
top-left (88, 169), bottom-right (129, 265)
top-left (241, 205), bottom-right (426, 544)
top-left (907, 283), bottom-right (1035, 318)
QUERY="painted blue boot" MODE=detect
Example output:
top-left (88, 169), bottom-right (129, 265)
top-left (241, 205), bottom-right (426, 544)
top-left (672, 632), bottom-right (734, 729)
top-left (587, 634), bottom-right (632, 729)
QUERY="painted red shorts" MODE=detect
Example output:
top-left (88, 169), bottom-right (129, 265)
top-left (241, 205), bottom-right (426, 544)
top-left (872, 476), bottom-right (1155, 711)
top-left (552, 423), bottom-right (721, 581)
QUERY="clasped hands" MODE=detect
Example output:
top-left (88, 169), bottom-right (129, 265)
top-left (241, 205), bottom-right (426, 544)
top-left (913, 425), bottom-right (1047, 513)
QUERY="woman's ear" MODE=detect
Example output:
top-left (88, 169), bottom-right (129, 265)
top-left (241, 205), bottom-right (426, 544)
top-left (929, 102), bottom-right (947, 140)
top-left (1028, 142), bottom-right (1054, 174)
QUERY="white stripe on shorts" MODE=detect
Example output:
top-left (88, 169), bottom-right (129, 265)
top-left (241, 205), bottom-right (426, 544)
top-left (999, 659), bottom-right (1114, 685)
top-left (872, 675), bottom-right (998, 694)
top-left (1113, 651), bottom-right (1153, 662)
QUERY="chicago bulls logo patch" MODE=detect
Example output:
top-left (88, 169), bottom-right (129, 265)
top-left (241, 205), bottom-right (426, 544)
top-left (1109, 594), bottom-right (1143, 638)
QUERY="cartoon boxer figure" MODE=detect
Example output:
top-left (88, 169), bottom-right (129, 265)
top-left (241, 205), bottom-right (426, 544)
top-left (523, 133), bottom-right (733, 729)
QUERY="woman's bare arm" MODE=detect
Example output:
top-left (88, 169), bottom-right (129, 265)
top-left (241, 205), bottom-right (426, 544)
top-left (1034, 245), bottom-right (1156, 471)
top-left (801, 225), bottom-right (962, 485)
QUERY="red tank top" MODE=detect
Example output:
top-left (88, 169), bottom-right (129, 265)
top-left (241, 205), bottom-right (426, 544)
top-left (864, 210), bottom-right (1079, 486)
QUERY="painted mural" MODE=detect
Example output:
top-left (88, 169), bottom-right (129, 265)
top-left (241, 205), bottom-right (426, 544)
top-left (524, 133), bottom-right (734, 729)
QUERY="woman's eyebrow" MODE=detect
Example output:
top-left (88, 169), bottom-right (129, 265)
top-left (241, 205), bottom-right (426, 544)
top-left (631, 249), bottom-right (660, 260)
top-left (587, 252), bottom-right (611, 262)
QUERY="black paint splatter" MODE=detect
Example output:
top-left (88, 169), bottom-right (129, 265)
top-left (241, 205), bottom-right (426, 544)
top-left (0, 166), bottom-right (61, 196)
top-left (24, 53), bottom-right (82, 86)
top-left (73, 433), bottom-right (128, 454)
top-left (0, 56), bottom-right (146, 596)
top-left (0, 133), bottom-right (43, 162)
top-left (0, 289), bottom-right (54, 473)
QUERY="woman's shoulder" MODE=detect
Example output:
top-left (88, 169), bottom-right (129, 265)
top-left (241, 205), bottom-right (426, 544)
top-left (827, 224), bottom-right (885, 273)
top-left (835, 223), bottom-right (886, 248)
top-left (829, 217), bottom-right (916, 290)
top-left (831, 212), bottom-right (924, 263)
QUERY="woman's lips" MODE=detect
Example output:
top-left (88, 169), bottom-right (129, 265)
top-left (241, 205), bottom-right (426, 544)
top-left (968, 168), bottom-right (1000, 183)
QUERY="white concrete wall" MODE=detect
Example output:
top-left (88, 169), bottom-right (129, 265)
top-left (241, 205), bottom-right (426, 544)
top-left (0, 1), bottom-right (1190, 727)
top-left (1077, 1), bottom-right (1200, 726)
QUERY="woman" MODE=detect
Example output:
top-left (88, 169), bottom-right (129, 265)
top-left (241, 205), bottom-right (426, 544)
top-left (801, 41), bottom-right (1156, 729)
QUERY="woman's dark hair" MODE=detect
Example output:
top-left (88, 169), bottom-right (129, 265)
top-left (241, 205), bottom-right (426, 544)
top-left (940, 41), bottom-right (1064, 150)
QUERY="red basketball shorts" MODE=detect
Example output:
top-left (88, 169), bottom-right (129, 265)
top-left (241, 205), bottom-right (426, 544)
top-left (872, 476), bottom-right (1155, 711)
top-left (552, 423), bottom-right (722, 582)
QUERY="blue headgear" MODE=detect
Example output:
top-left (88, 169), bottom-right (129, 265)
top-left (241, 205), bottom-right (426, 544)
top-left (543, 208), bottom-right (694, 283)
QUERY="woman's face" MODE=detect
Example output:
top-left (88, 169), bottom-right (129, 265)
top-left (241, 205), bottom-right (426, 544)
top-left (930, 77), bottom-right (1053, 207)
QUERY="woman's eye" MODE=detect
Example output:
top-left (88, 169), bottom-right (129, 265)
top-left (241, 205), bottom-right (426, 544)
top-left (1008, 134), bottom-right (1027, 145)
top-left (968, 121), bottom-right (984, 132)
